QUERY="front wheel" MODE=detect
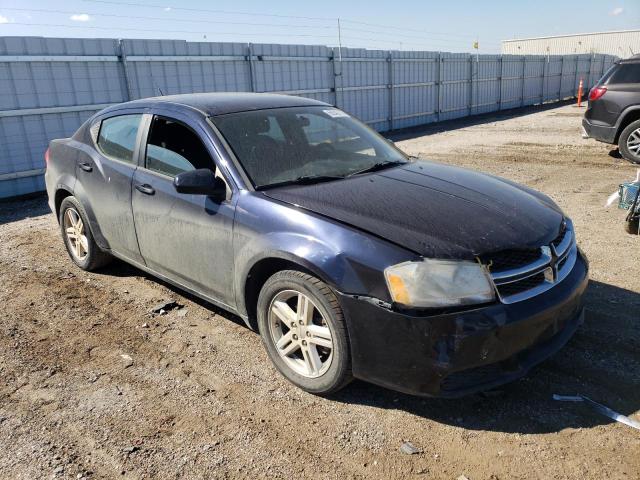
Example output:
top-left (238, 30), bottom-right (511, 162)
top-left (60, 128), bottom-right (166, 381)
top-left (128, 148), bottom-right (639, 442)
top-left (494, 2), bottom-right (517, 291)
top-left (257, 270), bottom-right (352, 395)
top-left (618, 119), bottom-right (640, 164)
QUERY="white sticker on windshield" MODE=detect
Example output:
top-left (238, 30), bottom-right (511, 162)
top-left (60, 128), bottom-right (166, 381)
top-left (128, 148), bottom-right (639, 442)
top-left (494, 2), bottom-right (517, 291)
top-left (323, 108), bottom-right (350, 118)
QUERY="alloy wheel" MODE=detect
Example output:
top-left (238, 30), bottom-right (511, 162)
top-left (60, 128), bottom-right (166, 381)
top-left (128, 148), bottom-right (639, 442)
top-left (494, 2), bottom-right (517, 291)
top-left (626, 127), bottom-right (640, 158)
top-left (267, 289), bottom-right (334, 378)
top-left (63, 208), bottom-right (89, 261)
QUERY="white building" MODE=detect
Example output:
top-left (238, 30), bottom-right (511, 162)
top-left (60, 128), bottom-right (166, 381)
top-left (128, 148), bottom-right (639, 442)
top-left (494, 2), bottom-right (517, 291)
top-left (502, 30), bottom-right (640, 58)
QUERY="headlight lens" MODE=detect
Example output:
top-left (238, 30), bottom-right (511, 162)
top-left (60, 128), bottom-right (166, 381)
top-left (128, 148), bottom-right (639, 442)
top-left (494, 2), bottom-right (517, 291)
top-left (384, 259), bottom-right (495, 308)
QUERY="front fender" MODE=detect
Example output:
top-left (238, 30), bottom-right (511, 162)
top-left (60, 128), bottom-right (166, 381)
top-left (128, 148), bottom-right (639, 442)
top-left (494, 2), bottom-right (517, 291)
top-left (233, 192), bottom-right (417, 318)
top-left (235, 231), bottom-right (367, 300)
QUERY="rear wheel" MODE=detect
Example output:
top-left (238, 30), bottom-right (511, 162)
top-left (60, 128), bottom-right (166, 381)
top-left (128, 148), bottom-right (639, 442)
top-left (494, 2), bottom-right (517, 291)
top-left (618, 119), bottom-right (640, 164)
top-left (257, 270), bottom-right (352, 395)
top-left (625, 217), bottom-right (640, 235)
top-left (59, 196), bottom-right (111, 271)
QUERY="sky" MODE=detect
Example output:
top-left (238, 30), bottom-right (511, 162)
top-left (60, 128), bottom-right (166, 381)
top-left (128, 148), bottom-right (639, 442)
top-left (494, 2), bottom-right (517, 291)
top-left (0, 0), bottom-right (638, 53)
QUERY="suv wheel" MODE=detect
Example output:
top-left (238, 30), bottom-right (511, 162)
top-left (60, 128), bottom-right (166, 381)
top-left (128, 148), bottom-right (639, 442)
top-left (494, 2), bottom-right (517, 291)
top-left (59, 196), bottom-right (112, 271)
top-left (257, 270), bottom-right (352, 395)
top-left (625, 217), bottom-right (640, 235)
top-left (618, 119), bottom-right (640, 164)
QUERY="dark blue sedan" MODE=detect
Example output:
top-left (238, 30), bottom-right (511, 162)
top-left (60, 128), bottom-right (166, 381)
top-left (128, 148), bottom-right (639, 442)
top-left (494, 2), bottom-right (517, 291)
top-left (45, 93), bottom-right (588, 397)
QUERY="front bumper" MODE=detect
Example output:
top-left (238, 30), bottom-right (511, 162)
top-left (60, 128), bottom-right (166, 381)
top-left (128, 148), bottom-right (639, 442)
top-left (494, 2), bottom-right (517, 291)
top-left (338, 251), bottom-right (588, 398)
top-left (582, 118), bottom-right (616, 144)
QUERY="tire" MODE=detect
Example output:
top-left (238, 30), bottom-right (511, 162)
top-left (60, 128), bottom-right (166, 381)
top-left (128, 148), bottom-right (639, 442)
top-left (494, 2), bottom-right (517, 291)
top-left (618, 119), bottom-right (640, 164)
top-left (625, 217), bottom-right (640, 235)
top-left (59, 196), bottom-right (112, 271)
top-left (257, 270), bottom-right (352, 395)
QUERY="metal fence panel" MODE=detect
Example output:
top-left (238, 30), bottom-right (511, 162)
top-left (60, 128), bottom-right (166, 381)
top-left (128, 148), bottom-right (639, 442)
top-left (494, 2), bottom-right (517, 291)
top-left (391, 51), bottom-right (438, 129)
top-left (339, 47), bottom-right (390, 130)
top-left (0, 36), bottom-right (616, 198)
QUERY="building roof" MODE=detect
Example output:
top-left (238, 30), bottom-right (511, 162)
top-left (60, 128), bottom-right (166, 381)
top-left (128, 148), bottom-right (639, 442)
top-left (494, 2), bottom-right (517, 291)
top-left (503, 29), bottom-right (640, 43)
top-left (126, 92), bottom-right (329, 116)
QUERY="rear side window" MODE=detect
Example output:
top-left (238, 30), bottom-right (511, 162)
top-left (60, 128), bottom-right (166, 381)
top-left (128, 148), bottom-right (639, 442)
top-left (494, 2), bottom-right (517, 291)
top-left (97, 114), bottom-right (143, 163)
top-left (607, 64), bottom-right (640, 84)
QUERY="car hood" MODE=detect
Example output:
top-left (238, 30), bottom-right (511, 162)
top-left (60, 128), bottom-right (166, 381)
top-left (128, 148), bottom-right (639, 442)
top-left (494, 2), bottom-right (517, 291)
top-left (263, 161), bottom-right (565, 259)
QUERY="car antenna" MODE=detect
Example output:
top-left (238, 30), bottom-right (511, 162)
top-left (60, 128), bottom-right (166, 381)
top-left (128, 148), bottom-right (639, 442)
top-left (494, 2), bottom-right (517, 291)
top-left (157, 86), bottom-right (165, 96)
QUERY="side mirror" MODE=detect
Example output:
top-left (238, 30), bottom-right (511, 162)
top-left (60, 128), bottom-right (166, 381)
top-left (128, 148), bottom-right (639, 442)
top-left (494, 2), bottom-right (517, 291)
top-left (174, 168), bottom-right (226, 201)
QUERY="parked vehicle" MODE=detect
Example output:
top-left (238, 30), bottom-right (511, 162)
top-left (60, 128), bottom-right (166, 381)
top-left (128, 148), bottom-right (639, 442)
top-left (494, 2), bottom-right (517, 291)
top-left (45, 93), bottom-right (589, 397)
top-left (582, 55), bottom-right (640, 162)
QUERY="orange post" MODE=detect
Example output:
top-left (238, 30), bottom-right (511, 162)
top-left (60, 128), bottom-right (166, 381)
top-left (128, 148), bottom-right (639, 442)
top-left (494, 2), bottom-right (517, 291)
top-left (577, 78), bottom-right (584, 107)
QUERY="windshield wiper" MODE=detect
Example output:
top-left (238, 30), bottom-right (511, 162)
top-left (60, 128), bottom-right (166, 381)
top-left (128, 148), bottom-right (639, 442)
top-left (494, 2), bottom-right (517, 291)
top-left (256, 174), bottom-right (344, 190)
top-left (346, 160), bottom-right (406, 177)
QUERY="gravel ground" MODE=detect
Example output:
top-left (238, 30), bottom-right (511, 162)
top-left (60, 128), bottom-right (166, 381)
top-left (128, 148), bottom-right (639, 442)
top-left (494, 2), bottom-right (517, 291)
top-left (1, 102), bottom-right (639, 480)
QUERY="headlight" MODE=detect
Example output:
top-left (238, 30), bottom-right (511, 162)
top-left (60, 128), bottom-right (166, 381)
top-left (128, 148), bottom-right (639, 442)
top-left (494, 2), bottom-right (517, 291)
top-left (384, 259), bottom-right (495, 308)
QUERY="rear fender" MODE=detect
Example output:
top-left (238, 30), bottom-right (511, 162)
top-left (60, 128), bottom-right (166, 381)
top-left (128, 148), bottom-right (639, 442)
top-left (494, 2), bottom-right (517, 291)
top-left (68, 141), bottom-right (112, 250)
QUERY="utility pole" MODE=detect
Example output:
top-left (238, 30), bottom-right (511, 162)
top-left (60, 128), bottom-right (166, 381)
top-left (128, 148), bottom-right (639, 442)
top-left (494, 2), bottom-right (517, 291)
top-left (337, 18), bottom-right (343, 63)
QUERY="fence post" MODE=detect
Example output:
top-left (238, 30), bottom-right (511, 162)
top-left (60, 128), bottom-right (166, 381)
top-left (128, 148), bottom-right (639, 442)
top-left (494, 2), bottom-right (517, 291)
top-left (436, 52), bottom-right (442, 121)
top-left (247, 43), bottom-right (256, 92)
top-left (521, 56), bottom-right (526, 107)
top-left (574, 55), bottom-right (580, 95)
top-left (543, 54), bottom-right (549, 103)
top-left (469, 55), bottom-right (473, 115)
top-left (118, 39), bottom-right (133, 101)
top-left (332, 47), bottom-right (342, 108)
top-left (558, 55), bottom-right (564, 100)
top-left (388, 51), bottom-right (394, 131)
top-left (497, 55), bottom-right (503, 110)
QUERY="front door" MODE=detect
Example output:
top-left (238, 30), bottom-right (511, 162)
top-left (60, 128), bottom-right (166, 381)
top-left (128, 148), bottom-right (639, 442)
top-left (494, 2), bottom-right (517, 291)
top-left (131, 114), bottom-right (236, 308)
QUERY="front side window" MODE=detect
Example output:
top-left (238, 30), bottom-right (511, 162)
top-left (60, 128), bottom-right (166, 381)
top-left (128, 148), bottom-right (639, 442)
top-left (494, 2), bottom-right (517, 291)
top-left (211, 106), bottom-right (406, 189)
top-left (97, 114), bottom-right (143, 163)
top-left (145, 116), bottom-right (214, 177)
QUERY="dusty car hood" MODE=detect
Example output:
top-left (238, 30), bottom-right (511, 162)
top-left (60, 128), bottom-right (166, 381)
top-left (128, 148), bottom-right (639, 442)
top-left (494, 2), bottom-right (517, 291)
top-left (263, 161), bottom-right (565, 259)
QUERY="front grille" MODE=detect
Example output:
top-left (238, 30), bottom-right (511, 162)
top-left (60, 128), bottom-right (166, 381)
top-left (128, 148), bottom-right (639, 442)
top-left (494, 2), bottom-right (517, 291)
top-left (551, 222), bottom-right (568, 250)
top-left (496, 272), bottom-right (546, 297)
top-left (487, 220), bottom-right (577, 304)
top-left (482, 248), bottom-right (542, 271)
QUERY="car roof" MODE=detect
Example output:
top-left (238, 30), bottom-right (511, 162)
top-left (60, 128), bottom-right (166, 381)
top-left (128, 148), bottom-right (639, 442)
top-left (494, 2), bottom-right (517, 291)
top-left (619, 54), bottom-right (640, 64)
top-left (114, 92), bottom-right (330, 116)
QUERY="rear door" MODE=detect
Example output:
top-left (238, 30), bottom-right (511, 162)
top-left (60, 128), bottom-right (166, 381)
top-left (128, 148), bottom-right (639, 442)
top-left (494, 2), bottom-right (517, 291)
top-left (131, 112), bottom-right (237, 308)
top-left (74, 111), bottom-right (145, 263)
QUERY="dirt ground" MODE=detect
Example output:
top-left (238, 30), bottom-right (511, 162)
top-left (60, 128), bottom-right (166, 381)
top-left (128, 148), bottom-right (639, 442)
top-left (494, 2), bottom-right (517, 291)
top-left (1, 102), bottom-right (639, 480)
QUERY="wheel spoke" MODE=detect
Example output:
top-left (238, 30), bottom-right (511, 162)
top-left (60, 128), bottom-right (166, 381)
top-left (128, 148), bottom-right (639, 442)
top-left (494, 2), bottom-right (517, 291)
top-left (74, 237), bottom-right (82, 257)
top-left (76, 217), bottom-right (84, 234)
top-left (272, 300), bottom-right (296, 325)
top-left (296, 294), bottom-right (314, 325)
top-left (79, 236), bottom-right (89, 255)
top-left (302, 345), bottom-right (323, 376)
top-left (276, 331), bottom-right (300, 356)
top-left (65, 209), bottom-right (76, 228)
top-left (306, 325), bottom-right (332, 349)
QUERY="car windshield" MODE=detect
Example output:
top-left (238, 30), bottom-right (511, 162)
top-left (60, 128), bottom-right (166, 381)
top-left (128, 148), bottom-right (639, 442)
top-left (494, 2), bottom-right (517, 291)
top-left (211, 106), bottom-right (407, 189)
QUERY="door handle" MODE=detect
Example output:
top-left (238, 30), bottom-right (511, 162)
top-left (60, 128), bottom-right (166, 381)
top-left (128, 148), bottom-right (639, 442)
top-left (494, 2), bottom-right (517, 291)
top-left (135, 183), bottom-right (155, 195)
top-left (78, 162), bottom-right (92, 172)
